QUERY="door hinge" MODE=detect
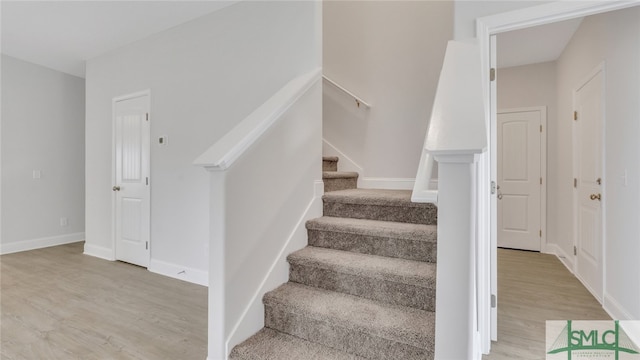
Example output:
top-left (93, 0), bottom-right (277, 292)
top-left (146, 241), bottom-right (149, 250)
top-left (146, 113), bottom-right (149, 121)
top-left (540, 177), bottom-right (543, 185)
top-left (146, 177), bottom-right (149, 186)
top-left (573, 111), bottom-right (578, 121)
top-left (574, 245), bottom-right (577, 256)
top-left (490, 68), bottom-right (496, 82)
top-left (574, 178), bottom-right (578, 188)
top-left (540, 124), bottom-right (543, 133)
top-left (539, 230), bottom-right (542, 237)
top-left (491, 294), bottom-right (497, 308)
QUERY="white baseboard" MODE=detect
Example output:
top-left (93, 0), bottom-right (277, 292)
top-left (360, 177), bottom-right (416, 190)
top-left (604, 293), bottom-right (636, 320)
top-left (322, 138), bottom-right (364, 174)
top-left (0, 232), bottom-right (85, 255)
top-left (149, 259), bottom-right (208, 287)
top-left (225, 192), bottom-right (323, 357)
top-left (83, 243), bottom-right (116, 261)
top-left (544, 243), bottom-right (574, 273)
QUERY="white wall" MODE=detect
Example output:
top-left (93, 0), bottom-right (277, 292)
top-left (1, 55), bottom-right (85, 254)
top-left (454, 1), bottom-right (553, 40)
top-left (555, 7), bottom-right (640, 319)
top-left (212, 78), bottom-right (323, 356)
top-left (497, 62), bottom-right (558, 248)
top-left (323, 1), bottom-right (453, 182)
top-left (85, 1), bottom-right (319, 283)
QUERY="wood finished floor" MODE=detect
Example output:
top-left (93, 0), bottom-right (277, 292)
top-left (0, 242), bottom-right (207, 360)
top-left (483, 248), bottom-right (610, 360)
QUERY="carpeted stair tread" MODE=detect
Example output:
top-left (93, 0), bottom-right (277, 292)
top-left (288, 246), bottom-right (435, 288)
top-left (307, 216), bottom-right (436, 242)
top-left (229, 328), bottom-right (365, 360)
top-left (322, 171), bottom-right (358, 179)
top-left (323, 172), bottom-right (358, 192)
top-left (323, 189), bottom-right (437, 225)
top-left (323, 188), bottom-right (430, 207)
top-left (263, 282), bottom-right (435, 355)
top-left (288, 247), bottom-right (435, 310)
top-left (323, 157), bottom-right (339, 172)
top-left (307, 216), bottom-right (436, 262)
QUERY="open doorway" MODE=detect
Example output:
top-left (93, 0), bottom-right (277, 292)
top-left (481, 3), bottom-right (640, 357)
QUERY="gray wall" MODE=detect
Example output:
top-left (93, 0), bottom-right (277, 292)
top-left (85, 1), bottom-right (320, 281)
top-left (1, 55), bottom-right (85, 253)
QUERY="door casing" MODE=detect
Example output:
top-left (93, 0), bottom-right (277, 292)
top-left (476, 1), bottom-right (633, 353)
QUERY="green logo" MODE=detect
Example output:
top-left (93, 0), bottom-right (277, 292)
top-left (547, 320), bottom-right (640, 360)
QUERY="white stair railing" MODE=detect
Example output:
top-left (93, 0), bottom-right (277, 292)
top-left (322, 75), bottom-right (371, 109)
top-left (411, 40), bottom-right (487, 360)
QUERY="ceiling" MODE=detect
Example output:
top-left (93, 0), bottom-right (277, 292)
top-left (2, 1), bottom-right (583, 78)
top-left (497, 17), bottom-right (584, 69)
top-left (1, 1), bottom-right (237, 78)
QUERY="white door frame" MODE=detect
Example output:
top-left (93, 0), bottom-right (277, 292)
top-left (497, 106), bottom-right (547, 252)
top-left (476, 0), bottom-right (636, 352)
top-left (112, 89), bottom-right (151, 262)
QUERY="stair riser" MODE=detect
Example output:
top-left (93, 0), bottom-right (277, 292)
top-left (323, 160), bottom-right (338, 172)
top-left (289, 265), bottom-right (434, 311)
top-left (324, 178), bottom-right (357, 193)
top-left (323, 203), bottom-right (437, 225)
top-left (265, 304), bottom-right (433, 360)
top-left (307, 229), bottom-right (436, 263)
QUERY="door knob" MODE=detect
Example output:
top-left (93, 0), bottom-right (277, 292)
top-left (590, 193), bottom-right (601, 201)
top-left (113, 186), bottom-right (121, 192)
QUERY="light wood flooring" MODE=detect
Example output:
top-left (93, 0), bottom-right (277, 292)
top-left (0, 242), bottom-right (207, 360)
top-left (483, 248), bottom-right (610, 360)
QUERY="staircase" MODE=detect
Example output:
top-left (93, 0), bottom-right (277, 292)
top-left (229, 157), bottom-right (438, 360)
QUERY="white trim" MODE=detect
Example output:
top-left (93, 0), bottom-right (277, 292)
top-left (322, 75), bottom-right (371, 109)
top-left (0, 232), bottom-right (84, 255)
top-left (322, 138), bottom-right (364, 174)
top-left (313, 179), bottom-right (325, 197)
top-left (194, 68), bottom-right (322, 171)
top-left (360, 177), bottom-right (416, 190)
top-left (545, 243), bottom-right (575, 275)
top-left (476, 1), bottom-right (638, 37)
top-left (225, 190), bottom-right (323, 356)
top-left (476, 2), bottom-right (638, 352)
top-left (83, 242), bottom-right (116, 261)
top-left (148, 259), bottom-right (208, 287)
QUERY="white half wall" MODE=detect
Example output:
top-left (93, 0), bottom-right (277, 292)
top-left (1, 55), bottom-right (85, 253)
top-left (85, 1), bottom-right (319, 281)
top-left (555, 7), bottom-right (640, 319)
top-left (323, 1), bottom-right (453, 180)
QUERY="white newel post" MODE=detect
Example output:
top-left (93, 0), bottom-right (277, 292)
top-left (414, 40), bottom-right (486, 359)
top-left (207, 170), bottom-right (227, 360)
top-left (433, 152), bottom-right (481, 360)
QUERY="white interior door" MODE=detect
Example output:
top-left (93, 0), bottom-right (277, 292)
top-left (497, 108), bottom-right (544, 252)
top-left (114, 93), bottom-right (150, 267)
top-left (574, 67), bottom-right (604, 301)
